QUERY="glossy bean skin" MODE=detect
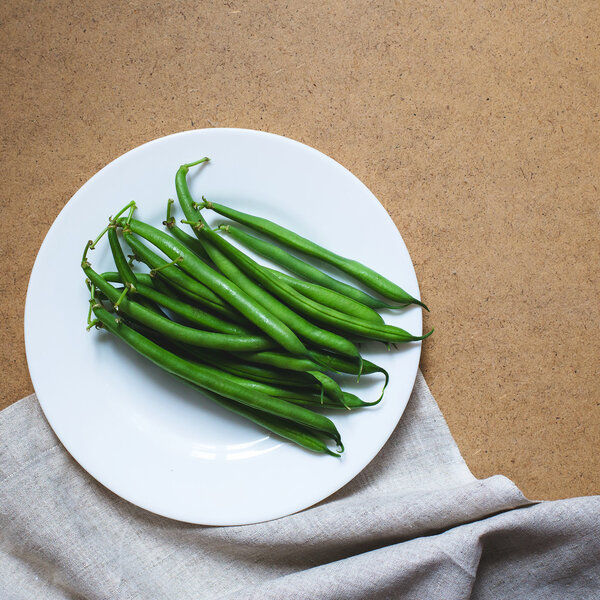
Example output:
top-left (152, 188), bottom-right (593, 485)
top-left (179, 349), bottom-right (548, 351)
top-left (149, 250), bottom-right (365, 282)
top-left (86, 266), bottom-right (276, 351)
top-left (230, 349), bottom-right (388, 403)
top-left (182, 346), bottom-right (318, 389)
top-left (118, 218), bottom-right (310, 358)
top-left (230, 350), bottom-right (321, 373)
top-left (91, 305), bottom-right (343, 446)
top-left (123, 233), bottom-right (237, 319)
top-left (191, 225), bottom-right (361, 360)
top-left (196, 224), bottom-right (433, 344)
top-left (221, 223), bottom-right (393, 310)
top-left (101, 272), bottom-right (252, 335)
top-left (287, 391), bottom-right (379, 409)
top-left (203, 200), bottom-right (427, 309)
top-left (264, 267), bottom-right (384, 324)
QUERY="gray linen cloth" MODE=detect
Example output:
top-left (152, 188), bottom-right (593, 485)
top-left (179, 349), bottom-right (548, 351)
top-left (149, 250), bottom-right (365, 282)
top-left (1, 371), bottom-right (598, 599)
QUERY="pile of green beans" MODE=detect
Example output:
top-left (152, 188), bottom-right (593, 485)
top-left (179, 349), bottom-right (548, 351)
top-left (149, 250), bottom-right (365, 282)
top-left (82, 159), bottom-right (431, 456)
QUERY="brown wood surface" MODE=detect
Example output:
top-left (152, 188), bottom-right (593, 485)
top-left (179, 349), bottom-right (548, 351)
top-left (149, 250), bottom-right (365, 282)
top-left (1, 1), bottom-right (598, 500)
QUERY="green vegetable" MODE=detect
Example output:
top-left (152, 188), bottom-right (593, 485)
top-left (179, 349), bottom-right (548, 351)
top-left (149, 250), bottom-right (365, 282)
top-left (91, 304), bottom-right (343, 448)
top-left (194, 222), bottom-right (432, 344)
top-left (86, 266), bottom-right (276, 351)
top-left (200, 199), bottom-right (428, 309)
top-left (219, 222), bottom-right (395, 310)
top-left (118, 218), bottom-right (311, 358)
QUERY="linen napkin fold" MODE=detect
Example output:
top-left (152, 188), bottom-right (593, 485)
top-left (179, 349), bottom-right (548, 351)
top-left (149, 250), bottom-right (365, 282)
top-left (1, 371), bottom-right (598, 599)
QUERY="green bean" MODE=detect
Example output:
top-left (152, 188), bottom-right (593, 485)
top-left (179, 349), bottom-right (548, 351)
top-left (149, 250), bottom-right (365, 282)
top-left (232, 349), bottom-right (388, 402)
top-left (309, 350), bottom-right (388, 384)
top-left (197, 389), bottom-right (340, 455)
top-left (108, 227), bottom-right (139, 287)
top-left (175, 159), bottom-right (210, 225)
top-left (195, 223), bottom-right (433, 344)
top-left (102, 271), bottom-right (154, 287)
top-left (183, 346), bottom-right (318, 389)
top-left (219, 223), bottom-right (394, 310)
top-left (85, 266), bottom-right (276, 351)
top-left (287, 391), bottom-right (380, 409)
top-left (230, 350), bottom-right (321, 373)
top-left (264, 267), bottom-right (384, 324)
top-left (123, 233), bottom-right (238, 320)
top-left (118, 218), bottom-right (311, 358)
top-left (91, 304), bottom-right (342, 446)
top-left (182, 220), bottom-right (361, 360)
top-left (202, 200), bottom-right (427, 309)
top-left (164, 199), bottom-right (212, 264)
top-left (101, 272), bottom-right (252, 335)
top-left (226, 347), bottom-right (384, 379)
top-left (107, 225), bottom-right (168, 317)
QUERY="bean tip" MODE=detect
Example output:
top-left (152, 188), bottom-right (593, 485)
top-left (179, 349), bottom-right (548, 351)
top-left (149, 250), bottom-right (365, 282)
top-left (413, 298), bottom-right (429, 311)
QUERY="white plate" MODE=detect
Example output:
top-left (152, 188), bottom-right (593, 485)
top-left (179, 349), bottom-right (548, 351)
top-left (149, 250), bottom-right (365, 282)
top-left (24, 129), bottom-right (423, 525)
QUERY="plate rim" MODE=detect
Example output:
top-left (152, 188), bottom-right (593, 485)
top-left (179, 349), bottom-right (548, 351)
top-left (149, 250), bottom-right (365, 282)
top-left (24, 127), bottom-right (423, 525)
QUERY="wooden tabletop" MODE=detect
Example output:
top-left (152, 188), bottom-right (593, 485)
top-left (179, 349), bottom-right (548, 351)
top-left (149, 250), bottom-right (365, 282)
top-left (2, 1), bottom-right (598, 500)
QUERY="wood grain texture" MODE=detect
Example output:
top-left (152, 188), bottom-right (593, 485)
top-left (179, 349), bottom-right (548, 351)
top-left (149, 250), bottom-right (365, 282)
top-left (1, 0), bottom-right (598, 500)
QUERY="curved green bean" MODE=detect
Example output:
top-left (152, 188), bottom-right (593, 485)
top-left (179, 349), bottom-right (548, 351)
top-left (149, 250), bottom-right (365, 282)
top-left (92, 304), bottom-right (343, 446)
top-left (264, 267), bottom-right (384, 325)
top-left (220, 222), bottom-right (395, 310)
top-left (118, 218), bottom-right (311, 358)
top-left (202, 199), bottom-right (427, 309)
top-left (195, 223), bottom-right (432, 344)
top-left (86, 266), bottom-right (275, 351)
